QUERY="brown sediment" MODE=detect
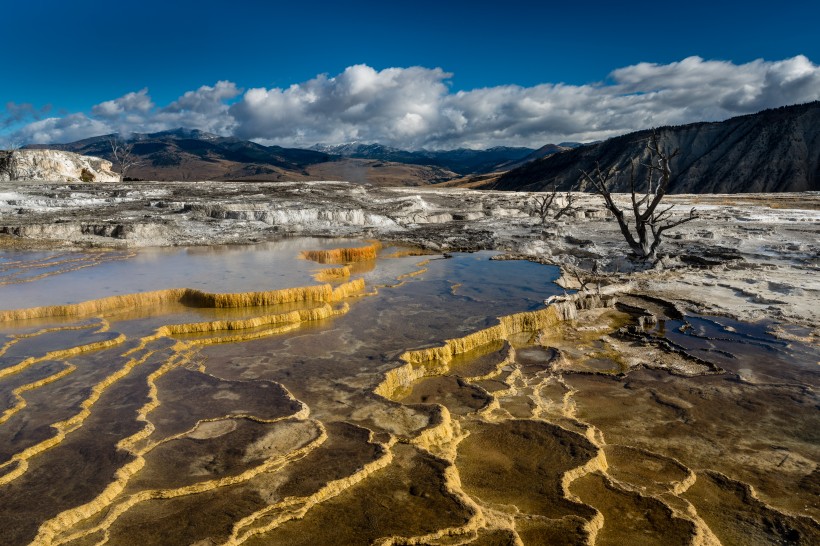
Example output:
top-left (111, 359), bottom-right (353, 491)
top-left (28, 295), bottom-right (349, 543)
top-left (1, 282), bottom-right (362, 493)
top-left (681, 470), bottom-right (820, 545)
top-left (400, 376), bottom-right (494, 417)
top-left (143, 368), bottom-right (308, 443)
top-left (225, 435), bottom-right (395, 545)
top-left (32, 347), bottom-right (194, 543)
top-left (43, 420), bottom-right (327, 546)
top-left (514, 516), bottom-right (591, 546)
top-left (0, 361), bottom-right (76, 424)
top-left (466, 528), bottom-right (520, 545)
top-left (0, 279), bottom-right (365, 322)
top-left (602, 444), bottom-right (696, 497)
top-left (569, 471), bottom-right (699, 545)
top-left (0, 333), bottom-right (126, 380)
top-left (87, 421), bottom-right (384, 545)
top-left (4, 240), bottom-right (816, 545)
top-left (0, 346), bottom-right (156, 488)
top-left (300, 241), bottom-right (382, 264)
top-left (373, 459), bottom-right (484, 546)
top-left (455, 420), bottom-right (603, 539)
top-left (370, 286), bottom-right (757, 544)
top-left (236, 443), bottom-right (476, 546)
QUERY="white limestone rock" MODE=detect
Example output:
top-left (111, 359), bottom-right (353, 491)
top-left (0, 150), bottom-right (119, 182)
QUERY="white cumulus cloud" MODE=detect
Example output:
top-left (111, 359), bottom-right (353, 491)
top-left (91, 88), bottom-right (154, 119)
top-left (15, 114), bottom-right (111, 145)
top-left (229, 65), bottom-right (451, 146)
top-left (7, 56), bottom-right (820, 148)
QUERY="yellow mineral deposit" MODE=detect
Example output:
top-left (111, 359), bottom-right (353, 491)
top-left (226, 439), bottom-right (395, 545)
top-left (40, 421), bottom-right (327, 546)
top-left (2, 243), bottom-right (817, 546)
top-left (0, 347), bottom-right (155, 488)
top-left (0, 362), bottom-right (76, 424)
top-left (312, 265), bottom-right (351, 282)
top-left (300, 241), bottom-right (382, 264)
top-left (0, 279), bottom-right (365, 322)
top-left (0, 270), bottom-right (367, 499)
top-left (375, 296), bottom-right (584, 401)
top-left (382, 248), bottom-right (438, 259)
top-left (367, 287), bottom-right (751, 545)
top-left (0, 333), bottom-right (126, 380)
top-left (158, 303), bottom-right (348, 337)
top-left (395, 259), bottom-right (430, 281)
top-left (0, 319), bottom-right (108, 357)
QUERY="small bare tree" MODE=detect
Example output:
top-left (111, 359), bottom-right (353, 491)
top-left (108, 135), bottom-right (143, 181)
top-left (553, 181), bottom-right (585, 220)
top-left (580, 130), bottom-right (698, 261)
top-left (564, 262), bottom-right (602, 292)
top-left (530, 180), bottom-right (584, 223)
top-left (0, 139), bottom-right (23, 180)
top-left (530, 182), bottom-right (559, 224)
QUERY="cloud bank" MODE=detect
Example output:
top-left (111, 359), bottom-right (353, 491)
top-left (5, 56), bottom-right (820, 149)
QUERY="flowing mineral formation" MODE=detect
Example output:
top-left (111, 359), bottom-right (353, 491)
top-left (0, 201), bottom-right (818, 545)
top-left (0, 150), bottom-right (119, 182)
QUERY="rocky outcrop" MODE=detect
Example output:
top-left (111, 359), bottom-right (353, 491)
top-left (492, 101), bottom-right (820, 193)
top-left (0, 150), bottom-right (119, 182)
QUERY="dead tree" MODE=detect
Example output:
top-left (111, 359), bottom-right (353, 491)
top-left (0, 139), bottom-right (23, 180)
top-left (553, 180), bottom-right (585, 220)
top-left (530, 181), bottom-right (559, 224)
top-left (580, 130), bottom-right (698, 261)
top-left (531, 180), bottom-right (584, 223)
top-left (564, 262), bottom-right (601, 292)
top-left (108, 135), bottom-right (143, 181)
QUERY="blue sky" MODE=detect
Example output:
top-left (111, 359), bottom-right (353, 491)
top-left (2, 0), bottom-right (819, 148)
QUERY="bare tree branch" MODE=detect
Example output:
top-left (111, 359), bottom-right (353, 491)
top-left (553, 181), bottom-right (583, 220)
top-left (564, 261), bottom-right (602, 293)
top-left (582, 129), bottom-right (699, 261)
top-left (530, 180), bottom-right (559, 224)
top-left (109, 135), bottom-right (144, 181)
top-left (580, 162), bottom-right (642, 253)
top-left (0, 138), bottom-right (23, 180)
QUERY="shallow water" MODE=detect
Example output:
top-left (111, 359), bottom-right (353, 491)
top-left (0, 240), bottom-right (817, 545)
top-left (0, 239), bottom-right (383, 309)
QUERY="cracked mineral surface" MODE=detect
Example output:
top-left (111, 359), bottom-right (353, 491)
top-left (0, 181), bottom-right (818, 545)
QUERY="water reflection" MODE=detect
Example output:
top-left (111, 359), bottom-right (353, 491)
top-left (0, 241), bottom-right (816, 545)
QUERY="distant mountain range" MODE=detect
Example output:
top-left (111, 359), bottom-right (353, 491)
top-left (28, 129), bottom-right (573, 184)
top-left (32, 129), bottom-right (333, 181)
top-left (492, 102), bottom-right (820, 193)
top-left (309, 142), bottom-right (572, 174)
top-left (24, 102), bottom-right (819, 192)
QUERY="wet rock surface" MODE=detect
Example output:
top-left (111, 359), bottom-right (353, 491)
top-left (0, 187), bottom-right (818, 544)
top-left (2, 181), bottom-right (817, 331)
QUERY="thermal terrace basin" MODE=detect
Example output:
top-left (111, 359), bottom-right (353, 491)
top-left (0, 239), bottom-right (816, 545)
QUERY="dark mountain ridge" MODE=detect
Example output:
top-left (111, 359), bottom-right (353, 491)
top-left (34, 129), bottom-right (331, 172)
top-left (492, 102), bottom-right (820, 193)
top-left (28, 130), bottom-right (567, 182)
top-left (311, 142), bottom-right (538, 174)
